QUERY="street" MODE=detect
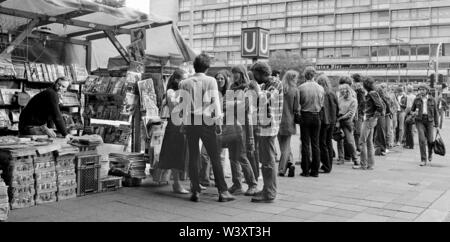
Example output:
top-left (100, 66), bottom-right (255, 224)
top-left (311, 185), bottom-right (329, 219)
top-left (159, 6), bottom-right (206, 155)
top-left (7, 119), bottom-right (450, 222)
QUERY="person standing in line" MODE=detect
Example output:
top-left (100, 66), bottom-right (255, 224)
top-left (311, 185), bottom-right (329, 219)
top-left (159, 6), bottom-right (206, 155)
top-left (250, 62), bottom-right (283, 203)
top-left (411, 84), bottom-right (439, 167)
top-left (225, 65), bottom-right (259, 196)
top-left (247, 71), bottom-right (261, 180)
top-left (404, 86), bottom-right (416, 149)
top-left (387, 86), bottom-right (400, 148)
top-left (437, 92), bottom-right (448, 129)
top-left (352, 73), bottom-right (366, 153)
top-left (277, 70), bottom-right (300, 177)
top-left (396, 86), bottom-right (407, 147)
top-left (159, 69), bottom-right (189, 194)
top-left (337, 83), bottom-right (360, 169)
top-left (374, 83), bottom-right (389, 156)
top-left (359, 77), bottom-right (384, 170)
top-left (199, 70), bottom-right (231, 188)
top-left (317, 75), bottom-right (339, 173)
top-left (336, 76), bottom-right (356, 163)
top-left (179, 54), bottom-right (235, 203)
top-left (298, 67), bottom-right (325, 178)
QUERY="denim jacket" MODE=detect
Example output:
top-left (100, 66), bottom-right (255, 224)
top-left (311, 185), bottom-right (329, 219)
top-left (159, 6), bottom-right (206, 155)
top-left (411, 96), bottom-right (439, 127)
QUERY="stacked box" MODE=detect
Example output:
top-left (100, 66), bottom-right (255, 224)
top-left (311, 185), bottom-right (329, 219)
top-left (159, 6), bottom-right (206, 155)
top-left (33, 153), bottom-right (57, 205)
top-left (100, 176), bottom-right (122, 192)
top-left (9, 156), bottom-right (36, 210)
top-left (56, 155), bottom-right (77, 201)
top-left (0, 174), bottom-right (9, 221)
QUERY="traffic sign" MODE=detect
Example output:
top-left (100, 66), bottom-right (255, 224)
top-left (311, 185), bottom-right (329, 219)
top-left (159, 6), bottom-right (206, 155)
top-left (241, 27), bottom-right (270, 59)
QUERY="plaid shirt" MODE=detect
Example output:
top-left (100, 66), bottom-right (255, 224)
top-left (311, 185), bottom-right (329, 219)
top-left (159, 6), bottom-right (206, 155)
top-left (257, 77), bottom-right (284, 137)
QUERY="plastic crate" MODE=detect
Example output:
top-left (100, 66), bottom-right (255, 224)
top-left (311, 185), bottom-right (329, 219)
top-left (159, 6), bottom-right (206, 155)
top-left (35, 191), bottom-right (57, 205)
top-left (56, 155), bottom-right (75, 168)
top-left (122, 177), bottom-right (142, 187)
top-left (10, 196), bottom-right (35, 210)
top-left (100, 176), bottom-right (122, 192)
top-left (76, 165), bottom-right (100, 196)
top-left (75, 155), bottom-right (100, 168)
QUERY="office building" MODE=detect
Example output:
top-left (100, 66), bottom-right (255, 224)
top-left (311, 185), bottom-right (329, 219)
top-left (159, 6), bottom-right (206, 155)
top-left (176, 0), bottom-right (450, 82)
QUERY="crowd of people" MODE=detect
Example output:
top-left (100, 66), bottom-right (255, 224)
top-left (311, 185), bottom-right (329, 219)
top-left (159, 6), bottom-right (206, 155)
top-left (156, 53), bottom-right (448, 204)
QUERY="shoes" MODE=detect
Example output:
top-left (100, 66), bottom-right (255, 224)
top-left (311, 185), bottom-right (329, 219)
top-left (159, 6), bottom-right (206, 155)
top-left (420, 161), bottom-right (427, 167)
top-left (173, 184), bottom-right (189, 194)
top-left (288, 166), bottom-right (296, 177)
top-left (335, 160), bottom-right (344, 165)
top-left (200, 184), bottom-right (207, 191)
top-left (218, 191), bottom-right (236, 202)
top-left (278, 172), bottom-right (285, 177)
top-left (366, 166), bottom-right (374, 170)
top-left (352, 165), bottom-right (361, 169)
top-left (190, 192), bottom-right (200, 202)
top-left (319, 168), bottom-right (330, 174)
top-left (380, 152), bottom-right (386, 156)
top-left (251, 196), bottom-right (275, 203)
top-left (428, 154), bottom-right (433, 162)
top-left (300, 172), bottom-right (310, 177)
top-left (228, 185), bottom-right (244, 195)
top-left (244, 186), bottom-right (259, 196)
top-left (310, 173), bottom-right (319, 178)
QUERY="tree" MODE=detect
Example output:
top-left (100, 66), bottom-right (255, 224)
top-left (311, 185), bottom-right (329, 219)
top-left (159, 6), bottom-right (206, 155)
top-left (268, 50), bottom-right (312, 85)
top-left (94, 0), bottom-right (126, 8)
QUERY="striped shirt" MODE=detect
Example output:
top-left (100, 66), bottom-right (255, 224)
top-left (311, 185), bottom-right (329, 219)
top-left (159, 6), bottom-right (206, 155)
top-left (257, 77), bottom-right (284, 137)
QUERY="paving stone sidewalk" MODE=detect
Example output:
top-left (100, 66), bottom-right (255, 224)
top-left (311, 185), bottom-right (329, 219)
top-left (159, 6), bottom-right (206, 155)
top-left (7, 119), bottom-right (450, 222)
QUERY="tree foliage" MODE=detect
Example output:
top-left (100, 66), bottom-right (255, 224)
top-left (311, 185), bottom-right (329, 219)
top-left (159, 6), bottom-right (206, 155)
top-left (94, 0), bottom-right (126, 8)
top-left (268, 50), bottom-right (312, 84)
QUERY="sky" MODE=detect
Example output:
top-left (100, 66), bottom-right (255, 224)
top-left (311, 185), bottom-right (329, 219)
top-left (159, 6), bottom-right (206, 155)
top-left (126, 0), bottom-right (150, 14)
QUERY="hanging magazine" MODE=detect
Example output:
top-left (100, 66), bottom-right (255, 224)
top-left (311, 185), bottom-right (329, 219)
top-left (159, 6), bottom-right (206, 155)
top-left (121, 72), bottom-right (141, 116)
top-left (138, 78), bottom-right (159, 119)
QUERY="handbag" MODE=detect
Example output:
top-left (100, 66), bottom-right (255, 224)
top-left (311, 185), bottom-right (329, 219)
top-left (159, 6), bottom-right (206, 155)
top-left (219, 124), bottom-right (243, 147)
top-left (433, 130), bottom-right (446, 156)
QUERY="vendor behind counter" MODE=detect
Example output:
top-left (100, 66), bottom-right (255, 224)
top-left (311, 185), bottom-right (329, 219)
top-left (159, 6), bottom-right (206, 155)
top-left (19, 77), bottom-right (70, 138)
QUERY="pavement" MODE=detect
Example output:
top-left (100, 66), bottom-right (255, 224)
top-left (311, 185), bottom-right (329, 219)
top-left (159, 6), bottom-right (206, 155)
top-left (6, 119), bottom-right (450, 222)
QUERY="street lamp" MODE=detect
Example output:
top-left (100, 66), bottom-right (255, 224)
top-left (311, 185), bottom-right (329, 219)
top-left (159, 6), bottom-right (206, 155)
top-left (435, 42), bottom-right (443, 99)
top-left (392, 38), bottom-right (407, 84)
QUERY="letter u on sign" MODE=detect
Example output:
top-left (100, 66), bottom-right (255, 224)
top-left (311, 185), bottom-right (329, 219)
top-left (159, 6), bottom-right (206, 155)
top-left (259, 31), bottom-right (269, 57)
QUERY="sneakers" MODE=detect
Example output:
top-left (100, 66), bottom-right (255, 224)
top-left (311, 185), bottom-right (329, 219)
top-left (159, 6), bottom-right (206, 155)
top-left (420, 161), bottom-right (427, 167)
top-left (244, 186), bottom-right (260, 196)
top-left (228, 185), bottom-right (244, 195)
top-left (352, 165), bottom-right (361, 169)
top-left (190, 192), bottom-right (200, 202)
top-left (335, 160), bottom-right (345, 165)
top-left (173, 184), bottom-right (189, 194)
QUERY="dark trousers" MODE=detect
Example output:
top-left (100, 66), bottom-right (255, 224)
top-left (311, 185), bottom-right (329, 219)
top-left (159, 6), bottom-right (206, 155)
top-left (228, 136), bottom-right (257, 189)
top-left (258, 136), bottom-right (277, 199)
top-left (186, 125), bottom-right (228, 193)
top-left (416, 118), bottom-right (435, 162)
top-left (319, 123), bottom-right (333, 172)
top-left (374, 115), bottom-right (387, 152)
top-left (300, 112), bottom-right (321, 175)
top-left (354, 118), bottom-right (363, 152)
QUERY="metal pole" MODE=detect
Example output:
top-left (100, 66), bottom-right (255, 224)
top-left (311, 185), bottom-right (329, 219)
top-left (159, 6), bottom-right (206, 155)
top-left (436, 42), bottom-right (443, 99)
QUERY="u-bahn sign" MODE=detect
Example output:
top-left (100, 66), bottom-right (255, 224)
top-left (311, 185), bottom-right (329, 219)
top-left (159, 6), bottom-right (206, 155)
top-left (241, 27), bottom-right (270, 59)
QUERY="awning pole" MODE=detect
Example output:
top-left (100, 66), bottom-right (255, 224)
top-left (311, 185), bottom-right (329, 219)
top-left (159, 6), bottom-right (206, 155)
top-left (104, 30), bottom-right (131, 64)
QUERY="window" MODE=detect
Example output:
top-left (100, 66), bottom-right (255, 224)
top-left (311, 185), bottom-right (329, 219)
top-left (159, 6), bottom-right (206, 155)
top-left (271, 19), bottom-right (285, 29)
top-left (337, 0), bottom-right (353, 8)
top-left (417, 45), bottom-right (429, 55)
top-left (230, 7), bottom-right (241, 20)
top-left (355, 29), bottom-right (371, 40)
top-left (324, 48), bottom-right (335, 58)
top-left (272, 3), bottom-right (284, 13)
top-left (341, 48), bottom-right (352, 58)
top-left (390, 46), bottom-right (399, 57)
top-left (179, 12), bottom-right (190, 21)
top-left (286, 33), bottom-right (301, 43)
top-left (377, 46), bottom-right (389, 56)
top-left (194, 11), bottom-right (202, 20)
top-left (411, 27), bottom-right (429, 38)
top-left (287, 17), bottom-right (301, 30)
top-left (354, 47), bottom-right (370, 57)
top-left (399, 46), bottom-right (410, 56)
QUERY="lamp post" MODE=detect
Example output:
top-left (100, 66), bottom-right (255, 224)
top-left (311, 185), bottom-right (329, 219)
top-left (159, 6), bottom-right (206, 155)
top-left (392, 38), bottom-right (406, 84)
top-left (435, 42), bottom-right (443, 99)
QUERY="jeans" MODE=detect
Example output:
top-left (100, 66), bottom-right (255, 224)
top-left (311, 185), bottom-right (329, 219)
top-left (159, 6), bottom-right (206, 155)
top-left (228, 135), bottom-right (257, 189)
top-left (374, 115), bottom-right (387, 152)
top-left (416, 119), bottom-right (435, 162)
top-left (186, 125), bottom-right (228, 193)
top-left (340, 119), bottom-right (359, 164)
top-left (439, 110), bottom-right (445, 129)
top-left (300, 112), bottom-right (321, 175)
top-left (319, 124), bottom-right (333, 172)
top-left (354, 118), bottom-right (363, 152)
top-left (360, 117), bottom-right (378, 168)
top-left (277, 135), bottom-right (293, 174)
top-left (258, 136), bottom-right (277, 200)
top-left (397, 111), bottom-right (406, 144)
top-left (389, 112), bottom-right (397, 146)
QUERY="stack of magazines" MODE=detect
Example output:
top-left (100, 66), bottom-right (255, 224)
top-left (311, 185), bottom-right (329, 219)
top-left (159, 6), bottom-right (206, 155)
top-left (109, 153), bottom-right (146, 179)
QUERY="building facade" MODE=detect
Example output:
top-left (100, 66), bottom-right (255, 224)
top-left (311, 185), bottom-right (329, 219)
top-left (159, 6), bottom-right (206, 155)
top-left (176, 0), bottom-right (450, 82)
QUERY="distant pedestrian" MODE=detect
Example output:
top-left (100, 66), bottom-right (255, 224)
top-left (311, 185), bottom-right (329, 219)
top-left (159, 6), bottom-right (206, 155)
top-left (437, 92), bottom-right (448, 129)
top-left (411, 84), bottom-right (439, 166)
top-left (352, 73), bottom-right (366, 153)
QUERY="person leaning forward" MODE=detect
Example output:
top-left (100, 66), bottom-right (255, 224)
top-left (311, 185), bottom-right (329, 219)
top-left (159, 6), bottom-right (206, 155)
top-left (19, 77), bottom-right (71, 138)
